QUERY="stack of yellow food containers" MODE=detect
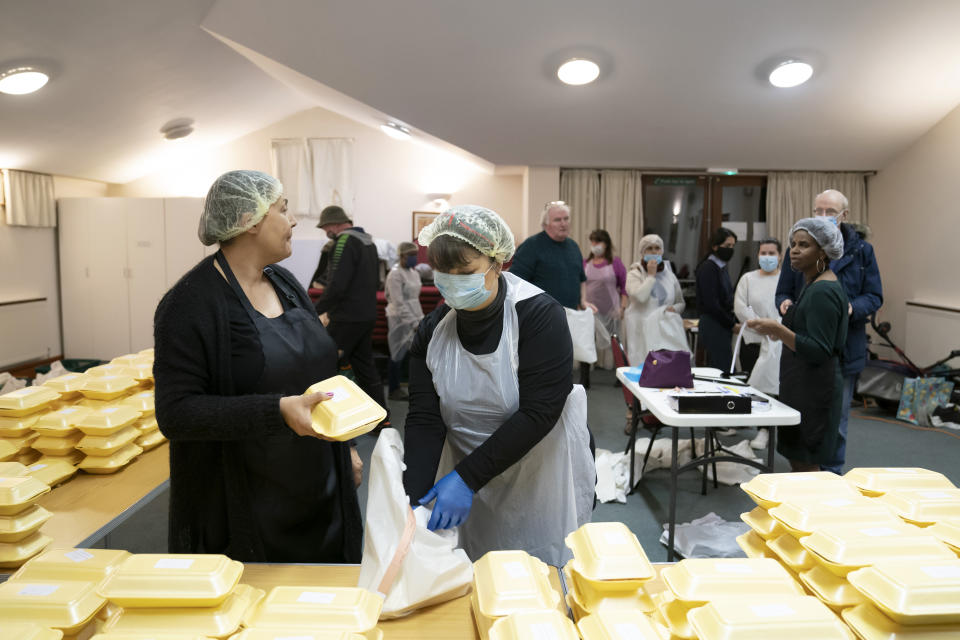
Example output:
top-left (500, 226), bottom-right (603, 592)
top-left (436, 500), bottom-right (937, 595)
top-left (241, 585), bottom-right (384, 638)
top-left (1, 386), bottom-right (60, 466)
top-left (98, 553), bottom-right (262, 638)
top-left (0, 575), bottom-right (107, 639)
top-left (470, 550), bottom-right (562, 640)
top-left (75, 407), bottom-right (143, 474)
top-left (576, 608), bottom-right (666, 640)
top-left (0, 472), bottom-right (53, 568)
top-left (121, 389), bottom-right (165, 451)
top-left (487, 609), bottom-right (579, 640)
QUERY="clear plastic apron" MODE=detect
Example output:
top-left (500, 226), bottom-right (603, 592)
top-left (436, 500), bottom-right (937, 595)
top-left (426, 272), bottom-right (593, 566)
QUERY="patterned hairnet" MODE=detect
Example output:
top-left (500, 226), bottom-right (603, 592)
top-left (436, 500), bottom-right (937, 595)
top-left (417, 205), bottom-right (516, 262)
top-left (791, 217), bottom-right (845, 260)
top-left (198, 170), bottom-right (284, 246)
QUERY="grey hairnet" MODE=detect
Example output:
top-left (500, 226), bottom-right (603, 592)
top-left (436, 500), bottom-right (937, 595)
top-left (791, 217), bottom-right (844, 260)
top-left (198, 170), bottom-right (284, 245)
top-left (417, 205), bottom-right (516, 263)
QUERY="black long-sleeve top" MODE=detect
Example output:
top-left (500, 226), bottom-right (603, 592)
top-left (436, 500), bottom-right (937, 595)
top-left (695, 256), bottom-right (737, 329)
top-left (313, 228), bottom-right (379, 322)
top-left (402, 275), bottom-right (573, 502)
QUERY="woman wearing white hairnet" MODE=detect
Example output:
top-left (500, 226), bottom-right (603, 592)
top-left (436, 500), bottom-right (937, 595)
top-left (154, 170), bottom-right (363, 562)
top-left (384, 241), bottom-right (424, 399)
top-left (748, 218), bottom-right (849, 471)
top-left (402, 205), bottom-right (594, 566)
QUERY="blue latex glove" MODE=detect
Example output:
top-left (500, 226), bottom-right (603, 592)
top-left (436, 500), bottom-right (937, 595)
top-left (419, 470), bottom-right (474, 531)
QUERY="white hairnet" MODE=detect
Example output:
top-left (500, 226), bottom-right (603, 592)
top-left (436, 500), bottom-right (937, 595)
top-left (791, 217), bottom-right (844, 260)
top-left (198, 170), bottom-right (284, 245)
top-left (637, 233), bottom-right (664, 258)
top-left (417, 205), bottom-right (516, 262)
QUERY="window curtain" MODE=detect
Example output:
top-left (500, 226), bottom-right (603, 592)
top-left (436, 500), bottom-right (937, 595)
top-left (308, 138), bottom-right (355, 218)
top-left (270, 139), bottom-right (312, 217)
top-left (2, 169), bottom-right (56, 227)
top-left (560, 169), bottom-right (644, 266)
top-left (765, 171), bottom-right (868, 242)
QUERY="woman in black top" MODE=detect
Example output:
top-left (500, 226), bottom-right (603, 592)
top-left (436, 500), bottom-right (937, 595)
top-left (153, 170), bottom-right (362, 562)
top-left (695, 227), bottom-right (741, 371)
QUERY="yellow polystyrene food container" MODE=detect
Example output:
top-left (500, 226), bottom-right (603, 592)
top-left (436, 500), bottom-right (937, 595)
top-left (99, 554), bottom-right (243, 608)
top-left (34, 406), bottom-right (94, 437)
top-left (76, 407), bottom-right (141, 436)
top-left (306, 376), bottom-right (387, 440)
top-left (76, 426), bottom-right (139, 456)
top-left (119, 391), bottom-right (154, 415)
top-left (13, 549), bottom-right (132, 586)
top-left (110, 354), bottom-right (147, 366)
top-left (0, 387), bottom-right (61, 418)
top-left (79, 377), bottom-right (139, 402)
top-left (565, 521), bottom-right (654, 582)
top-left (473, 550), bottom-right (560, 618)
top-left (0, 579), bottom-right (105, 634)
top-left (242, 585), bottom-right (382, 633)
top-left (0, 531), bottom-right (53, 568)
top-left (78, 443), bottom-right (142, 474)
top-left (767, 533), bottom-right (817, 572)
top-left (564, 591), bottom-right (590, 623)
top-left (799, 523), bottom-right (956, 577)
top-left (769, 495), bottom-right (902, 538)
top-left (135, 428), bottom-right (166, 452)
top-left (562, 562), bottom-right (655, 614)
top-left (928, 518), bottom-right (960, 554)
top-left (0, 476), bottom-right (50, 515)
top-left (15, 450), bottom-right (40, 466)
top-left (231, 631), bottom-right (367, 640)
top-left (0, 460), bottom-right (28, 476)
top-left (25, 459), bottom-right (78, 487)
top-left (878, 488), bottom-right (960, 526)
top-left (741, 506), bottom-right (787, 540)
top-left (77, 398), bottom-right (111, 410)
top-left (798, 565), bottom-right (868, 612)
top-left (0, 504), bottom-right (53, 543)
top-left (103, 583), bottom-right (262, 638)
top-left (741, 472), bottom-right (858, 509)
top-left (657, 596), bottom-right (700, 640)
top-left (120, 362), bottom-right (153, 382)
top-left (135, 415), bottom-right (158, 433)
top-left (736, 530), bottom-right (775, 560)
top-left (844, 467), bottom-right (955, 497)
top-left (0, 623), bottom-right (63, 640)
top-left (41, 373), bottom-right (90, 399)
top-left (488, 609), bottom-right (579, 640)
top-left (40, 450), bottom-right (86, 467)
top-left (0, 440), bottom-right (17, 461)
top-left (3, 432), bottom-right (39, 453)
top-left (660, 558), bottom-right (805, 604)
top-left (846, 559), bottom-right (960, 624)
top-left (33, 432), bottom-right (84, 456)
top-left (576, 608), bottom-right (664, 640)
top-left (688, 595), bottom-right (854, 640)
top-left (84, 365), bottom-right (132, 378)
top-left (0, 412), bottom-right (42, 437)
top-left (841, 602), bottom-right (960, 640)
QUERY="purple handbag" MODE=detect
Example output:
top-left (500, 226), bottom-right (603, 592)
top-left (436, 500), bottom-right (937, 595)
top-left (636, 350), bottom-right (693, 388)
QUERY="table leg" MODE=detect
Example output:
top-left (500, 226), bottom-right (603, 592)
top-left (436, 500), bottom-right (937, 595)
top-left (627, 398), bottom-right (641, 494)
top-left (668, 428), bottom-right (679, 562)
top-left (766, 426), bottom-right (777, 471)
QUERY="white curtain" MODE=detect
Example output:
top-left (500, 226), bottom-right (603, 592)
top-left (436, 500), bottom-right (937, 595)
top-left (560, 169), bottom-right (644, 266)
top-left (308, 138), bottom-right (355, 218)
top-left (766, 171), bottom-right (868, 242)
top-left (270, 139), bottom-right (312, 217)
top-left (2, 170), bottom-right (55, 227)
top-left (560, 169), bottom-right (600, 255)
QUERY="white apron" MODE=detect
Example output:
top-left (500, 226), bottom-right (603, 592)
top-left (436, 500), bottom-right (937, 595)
top-left (426, 272), bottom-right (594, 566)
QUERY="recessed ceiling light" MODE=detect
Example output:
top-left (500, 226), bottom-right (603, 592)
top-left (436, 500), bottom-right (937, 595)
top-left (380, 122), bottom-right (411, 141)
top-left (160, 118), bottom-right (195, 140)
top-left (0, 67), bottom-right (49, 95)
top-left (557, 59), bottom-right (600, 86)
top-left (768, 60), bottom-right (813, 88)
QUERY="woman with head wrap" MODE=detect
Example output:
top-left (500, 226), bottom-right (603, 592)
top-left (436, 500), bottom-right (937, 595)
top-left (402, 205), bottom-right (594, 565)
top-left (748, 218), bottom-right (849, 471)
top-left (154, 170), bottom-right (363, 562)
top-left (623, 234), bottom-right (688, 370)
top-left (385, 241), bottom-right (424, 400)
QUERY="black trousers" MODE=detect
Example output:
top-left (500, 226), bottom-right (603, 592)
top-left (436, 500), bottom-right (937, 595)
top-left (327, 320), bottom-right (388, 415)
top-left (699, 314), bottom-right (733, 371)
top-left (740, 342), bottom-right (761, 375)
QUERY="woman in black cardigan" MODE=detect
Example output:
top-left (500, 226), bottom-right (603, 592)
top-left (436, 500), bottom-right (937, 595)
top-left (695, 227), bottom-right (741, 371)
top-left (153, 170), bottom-right (362, 562)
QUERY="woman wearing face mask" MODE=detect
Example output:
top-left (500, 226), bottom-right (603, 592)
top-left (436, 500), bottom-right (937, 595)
top-left (623, 234), bottom-right (687, 371)
top-left (695, 227), bottom-right (740, 371)
top-left (582, 229), bottom-right (628, 377)
top-left (748, 218), bottom-right (848, 471)
top-left (385, 241), bottom-right (424, 400)
top-left (402, 205), bottom-right (594, 565)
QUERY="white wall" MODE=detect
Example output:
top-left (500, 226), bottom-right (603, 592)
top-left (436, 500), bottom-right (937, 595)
top-left (869, 101), bottom-right (960, 351)
top-left (0, 175), bottom-right (110, 368)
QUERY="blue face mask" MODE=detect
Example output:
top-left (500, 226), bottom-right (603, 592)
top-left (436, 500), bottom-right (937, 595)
top-left (758, 255), bottom-right (779, 272)
top-left (404, 255), bottom-right (417, 268)
top-left (643, 253), bottom-right (663, 265)
top-left (434, 264), bottom-right (495, 310)
top-left (827, 216), bottom-right (840, 226)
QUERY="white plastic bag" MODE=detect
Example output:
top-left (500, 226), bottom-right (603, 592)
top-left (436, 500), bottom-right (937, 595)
top-left (660, 512), bottom-right (750, 558)
top-left (357, 429), bottom-right (473, 619)
top-left (565, 307), bottom-right (597, 363)
top-left (33, 361), bottom-right (68, 385)
top-left (642, 307), bottom-right (690, 354)
top-left (747, 336), bottom-right (781, 395)
top-left (0, 372), bottom-right (27, 395)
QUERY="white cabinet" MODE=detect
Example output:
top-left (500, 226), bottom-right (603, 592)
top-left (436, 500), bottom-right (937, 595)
top-left (58, 197), bottom-right (204, 359)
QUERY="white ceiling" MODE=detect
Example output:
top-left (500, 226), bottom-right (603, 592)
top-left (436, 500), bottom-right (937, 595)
top-left (3, 0), bottom-right (960, 184)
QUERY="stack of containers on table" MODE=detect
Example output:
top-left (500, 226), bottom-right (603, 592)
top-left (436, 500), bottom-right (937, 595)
top-left (0, 546), bottom-right (129, 639)
top-left (1, 385), bottom-right (60, 466)
top-left (96, 553), bottom-right (264, 639)
top-left (470, 549), bottom-right (570, 640)
top-left (0, 468), bottom-right (53, 568)
top-left (240, 585), bottom-right (384, 639)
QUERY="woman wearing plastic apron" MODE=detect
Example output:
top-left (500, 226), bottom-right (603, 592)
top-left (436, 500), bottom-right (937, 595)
top-left (583, 229), bottom-right (628, 373)
top-left (402, 206), bottom-right (594, 566)
top-left (385, 241), bottom-right (424, 400)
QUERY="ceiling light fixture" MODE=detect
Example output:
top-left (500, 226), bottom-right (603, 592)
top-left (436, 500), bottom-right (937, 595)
top-left (380, 122), bottom-right (411, 141)
top-left (0, 67), bottom-right (49, 95)
top-left (768, 60), bottom-right (813, 88)
top-left (160, 118), bottom-right (195, 140)
top-left (557, 59), bottom-right (600, 86)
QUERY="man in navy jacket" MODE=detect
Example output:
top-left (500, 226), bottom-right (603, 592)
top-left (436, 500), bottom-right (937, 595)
top-left (776, 189), bottom-right (883, 474)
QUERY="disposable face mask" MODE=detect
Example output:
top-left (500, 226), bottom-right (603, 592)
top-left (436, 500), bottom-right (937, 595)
top-left (643, 253), bottom-right (663, 264)
top-left (715, 246), bottom-right (735, 261)
top-left (590, 244), bottom-right (605, 256)
top-left (434, 264), bottom-right (495, 310)
top-left (758, 255), bottom-right (779, 272)
top-left (828, 216), bottom-right (840, 226)
top-left (404, 255), bottom-right (418, 268)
